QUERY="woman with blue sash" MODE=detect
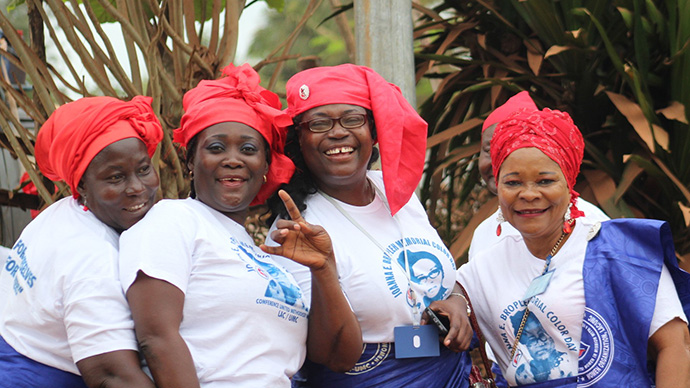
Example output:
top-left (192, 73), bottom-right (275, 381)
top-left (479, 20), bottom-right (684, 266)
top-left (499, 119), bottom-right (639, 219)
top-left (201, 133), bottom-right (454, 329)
top-left (266, 64), bottom-right (472, 387)
top-left (457, 104), bottom-right (690, 387)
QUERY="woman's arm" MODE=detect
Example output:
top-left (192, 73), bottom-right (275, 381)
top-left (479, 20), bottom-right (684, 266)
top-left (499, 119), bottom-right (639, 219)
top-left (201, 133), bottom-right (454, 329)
top-left (77, 350), bottom-right (154, 388)
top-left (649, 317), bottom-right (690, 388)
top-left (421, 282), bottom-right (473, 352)
top-left (262, 190), bottom-right (363, 372)
top-left (126, 272), bottom-right (200, 388)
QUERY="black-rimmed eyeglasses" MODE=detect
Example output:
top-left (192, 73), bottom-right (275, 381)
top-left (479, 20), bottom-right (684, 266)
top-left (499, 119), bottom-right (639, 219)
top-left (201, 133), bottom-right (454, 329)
top-left (298, 114), bottom-right (368, 133)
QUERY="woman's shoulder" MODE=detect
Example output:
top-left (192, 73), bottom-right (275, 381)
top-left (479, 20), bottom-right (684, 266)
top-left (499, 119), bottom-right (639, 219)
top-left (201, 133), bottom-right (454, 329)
top-left (124, 198), bottom-right (202, 236)
top-left (143, 198), bottom-right (200, 219)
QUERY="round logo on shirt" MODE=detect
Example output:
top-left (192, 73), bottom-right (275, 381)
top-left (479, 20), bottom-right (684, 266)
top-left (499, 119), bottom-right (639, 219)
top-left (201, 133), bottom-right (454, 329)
top-left (345, 343), bottom-right (391, 375)
top-left (380, 238), bottom-right (455, 308)
top-left (578, 308), bottom-right (614, 387)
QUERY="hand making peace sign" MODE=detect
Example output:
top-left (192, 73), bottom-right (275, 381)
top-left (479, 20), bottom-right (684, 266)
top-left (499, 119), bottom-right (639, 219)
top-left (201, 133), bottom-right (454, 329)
top-left (260, 190), bottom-right (335, 271)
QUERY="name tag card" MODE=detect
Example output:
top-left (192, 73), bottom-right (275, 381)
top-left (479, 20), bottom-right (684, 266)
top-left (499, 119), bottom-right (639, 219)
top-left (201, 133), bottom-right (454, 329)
top-left (393, 325), bottom-right (440, 358)
top-left (523, 270), bottom-right (554, 301)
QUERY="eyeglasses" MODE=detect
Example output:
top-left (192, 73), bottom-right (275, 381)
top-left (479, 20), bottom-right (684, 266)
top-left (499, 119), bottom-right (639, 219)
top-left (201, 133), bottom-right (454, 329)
top-left (298, 114), bottom-right (368, 133)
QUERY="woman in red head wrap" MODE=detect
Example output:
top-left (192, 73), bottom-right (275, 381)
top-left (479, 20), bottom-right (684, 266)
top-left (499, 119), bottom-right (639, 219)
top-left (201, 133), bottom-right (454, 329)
top-left (0, 96), bottom-right (162, 388)
top-left (458, 107), bottom-right (690, 387)
top-left (265, 64), bottom-right (473, 387)
top-left (119, 63), bottom-right (361, 388)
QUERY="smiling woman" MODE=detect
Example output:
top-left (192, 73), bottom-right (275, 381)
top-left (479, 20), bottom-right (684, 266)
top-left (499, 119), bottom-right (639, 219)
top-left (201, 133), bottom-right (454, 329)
top-left (457, 106), bottom-right (690, 388)
top-left (78, 138), bottom-right (159, 234)
top-left (117, 63), bottom-right (362, 388)
top-left (0, 96), bottom-right (162, 388)
top-left (265, 64), bottom-right (473, 387)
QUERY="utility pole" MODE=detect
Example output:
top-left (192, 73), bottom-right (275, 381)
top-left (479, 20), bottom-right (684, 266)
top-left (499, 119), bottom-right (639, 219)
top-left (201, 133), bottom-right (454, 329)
top-left (353, 0), bottom-right (416, 106)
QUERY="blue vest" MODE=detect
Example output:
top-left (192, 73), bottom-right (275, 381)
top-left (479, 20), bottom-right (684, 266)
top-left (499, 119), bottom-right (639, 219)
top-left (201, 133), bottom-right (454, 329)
top-left (577, 219), bottom-right (690, 387)
top-left (495, 219), bottom-right (690, 388)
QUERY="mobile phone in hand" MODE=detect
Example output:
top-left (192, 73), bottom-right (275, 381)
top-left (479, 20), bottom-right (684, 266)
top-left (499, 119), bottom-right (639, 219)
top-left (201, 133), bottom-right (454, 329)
top-left (425, 306), bottom-right (450, 336)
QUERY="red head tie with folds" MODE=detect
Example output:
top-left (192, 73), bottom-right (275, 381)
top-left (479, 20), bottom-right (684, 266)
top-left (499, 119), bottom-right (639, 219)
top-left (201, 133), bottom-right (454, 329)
top-left (285, 64), bottom-right (427, 216)
top-left (35, 96), bottom-right (163, 199)
top-left (482, 91), bottom-right (538, 132)
top-left (173, 63), bottom-right (295, 206)
top-left (490, 108), bottom-right (586, 220)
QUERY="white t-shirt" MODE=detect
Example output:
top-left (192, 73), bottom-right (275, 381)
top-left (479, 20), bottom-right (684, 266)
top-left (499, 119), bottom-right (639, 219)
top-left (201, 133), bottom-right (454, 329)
top-left (457, 217), bottom-right (687, 386)
top-left (269, 171), bottom-right (457, 343)
top-left (0, 197), bottom-right (137, 374)
top-left (468, 198), bottom-right (609, 260)
top-left (119, 198), bottom-right (308, 388)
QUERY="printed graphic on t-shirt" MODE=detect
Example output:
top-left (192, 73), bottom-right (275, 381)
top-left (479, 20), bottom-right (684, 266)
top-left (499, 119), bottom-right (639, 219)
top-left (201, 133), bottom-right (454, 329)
top-left (499, 298), bottom-right (576, 385)
top-left (380, 236), bottom-right (455, 309)
top-left (3, 239), bottom-right (37, 295)
top-left (235, 242), bottom-right (306, 310)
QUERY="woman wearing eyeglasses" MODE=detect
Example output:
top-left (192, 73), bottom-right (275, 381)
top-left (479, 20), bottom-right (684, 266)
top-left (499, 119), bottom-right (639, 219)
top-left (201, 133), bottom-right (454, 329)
top-left (265, 64), bottom-right (472, 387)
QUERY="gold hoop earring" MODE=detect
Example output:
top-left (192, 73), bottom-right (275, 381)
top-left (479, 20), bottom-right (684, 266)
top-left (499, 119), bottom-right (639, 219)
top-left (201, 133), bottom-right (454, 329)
top-left (263, 175), bottom-right (267, 183)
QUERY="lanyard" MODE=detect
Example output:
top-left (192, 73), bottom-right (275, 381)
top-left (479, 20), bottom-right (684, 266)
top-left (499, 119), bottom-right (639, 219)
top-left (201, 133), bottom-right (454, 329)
top-left (318, 180), bottom-right (421, 322)
top-left (509, 230), bottom-right (567, 361)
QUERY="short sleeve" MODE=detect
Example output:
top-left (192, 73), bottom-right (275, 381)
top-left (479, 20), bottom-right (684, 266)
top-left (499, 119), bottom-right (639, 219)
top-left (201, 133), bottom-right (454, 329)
top-left (63, 276), bottom-right (137, 362)
top-left (649, 264), bottom-right (688, 337)
top-left (119, 200), bottom-right (197, 294)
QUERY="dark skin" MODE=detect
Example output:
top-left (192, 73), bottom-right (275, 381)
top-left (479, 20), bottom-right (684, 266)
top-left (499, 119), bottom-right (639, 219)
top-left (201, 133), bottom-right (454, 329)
top-left (73, 138), bottom-right (157, 388)
top-left (479, 123), bottom-right (497, 195)
top-left (261, 190), bottom-right (363, 371)
top-left (298, 103), bottom-right (472, 351)
top-left (127, 124), bottom-right (361, 388)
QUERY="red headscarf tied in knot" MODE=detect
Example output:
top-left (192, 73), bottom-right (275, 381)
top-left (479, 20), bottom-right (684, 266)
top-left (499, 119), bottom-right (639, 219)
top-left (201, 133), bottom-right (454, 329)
top-left (35, 96), bottom-right (163, 199)
top-left (482, 91), bottom-right (538, 132)
top-left (173, 63), bottom-right (294, 206)
top-left (285, 64), bottom-right (427, 216)
top-left (490, 108), bottom-right (586, 220)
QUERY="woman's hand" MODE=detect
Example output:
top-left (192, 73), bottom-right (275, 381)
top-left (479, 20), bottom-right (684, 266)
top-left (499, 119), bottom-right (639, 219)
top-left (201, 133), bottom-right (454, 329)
top-left (261, 190), bottom-right (334, 271)
top-left (421, 291), bottom-right (473, 352)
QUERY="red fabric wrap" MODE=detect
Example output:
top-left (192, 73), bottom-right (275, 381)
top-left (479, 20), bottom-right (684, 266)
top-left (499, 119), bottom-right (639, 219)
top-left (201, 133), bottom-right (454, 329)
top-left (490, 108), bottom-right (586, 219)
top-left (35, 96), bottom-right (163, 199)
top-left (285, 64), bottom-right (427, 216)
top-left (482, 91), bottom-right (538, 132)
top-left (173, 63), bottom-right (294, 206)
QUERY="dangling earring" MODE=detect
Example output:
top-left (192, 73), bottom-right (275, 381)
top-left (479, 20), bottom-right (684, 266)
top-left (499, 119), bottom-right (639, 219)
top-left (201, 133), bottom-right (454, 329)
top-left (263, 175), bottom-right (267, 183)
top-left (82, 197), bottom-right (89, 212)
top-left (563, 203), bottom-right (573, 234)
top-left (496, 208), bottom-right (505, 236)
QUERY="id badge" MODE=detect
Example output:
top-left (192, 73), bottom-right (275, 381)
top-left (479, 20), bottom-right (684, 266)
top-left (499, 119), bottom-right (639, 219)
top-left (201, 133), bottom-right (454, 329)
top-left (393, 325), bottom-right (440, 358)
top-left (522, 270), bottom-right (554, 301)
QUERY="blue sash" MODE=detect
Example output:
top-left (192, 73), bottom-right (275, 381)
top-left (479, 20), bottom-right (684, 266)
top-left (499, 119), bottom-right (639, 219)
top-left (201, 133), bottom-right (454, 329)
top-left (577, 219), bottom-right (690, 387)
top-left (0, 336), bottom-right (87, 388)
top-left (292, 342), bottom-right (471, 387)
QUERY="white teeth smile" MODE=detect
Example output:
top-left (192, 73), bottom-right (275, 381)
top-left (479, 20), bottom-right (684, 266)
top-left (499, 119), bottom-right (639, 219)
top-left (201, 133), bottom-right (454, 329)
top-left (325, 147), bottom-right (354, 155)
top-left (126, 203), bottom-right (146, 212)
top-left (518, 209), bottom-right (545, 214)
top-left (219, 178), bottom-right (243, 182)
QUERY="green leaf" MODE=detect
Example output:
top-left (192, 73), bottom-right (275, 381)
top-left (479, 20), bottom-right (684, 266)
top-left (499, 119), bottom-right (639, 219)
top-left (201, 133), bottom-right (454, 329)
top-left (6, 0), bottom-right (25, 11)
top-left (261, 0), bottom-right (284, 12)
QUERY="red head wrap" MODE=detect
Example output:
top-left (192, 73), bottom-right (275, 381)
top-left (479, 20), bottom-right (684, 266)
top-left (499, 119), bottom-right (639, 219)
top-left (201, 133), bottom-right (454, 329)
top-left (174, 63), bottom-right (294, 206)
top-left (285, 64), bottom-right (427, 216)
top-left (35, 96), bottom-right (163, 199)
top-left (482, 91), bottom-right (538, 132)
top-left (490, 108), bottom-right (586, 219)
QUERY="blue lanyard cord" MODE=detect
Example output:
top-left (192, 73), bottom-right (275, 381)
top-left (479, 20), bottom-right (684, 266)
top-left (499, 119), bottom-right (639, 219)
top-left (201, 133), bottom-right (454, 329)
top-left (509, 230), bottom-right (568, 360)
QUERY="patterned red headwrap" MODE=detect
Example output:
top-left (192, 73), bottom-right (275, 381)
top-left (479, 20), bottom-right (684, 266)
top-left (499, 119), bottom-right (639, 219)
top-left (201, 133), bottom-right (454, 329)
top-left (35, 96), bottom-right (163, 199)
top-left (490, 108), bottom-right (586, 219)
top-left (285, 64), bottom-right (427, 216)
top-left (174, 63), bottom-right (295, 206)
top-left (482, 91), bottom-right (538, 132)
